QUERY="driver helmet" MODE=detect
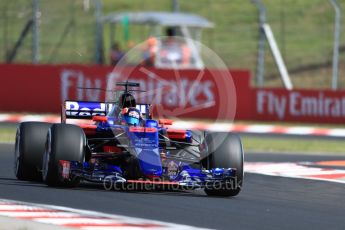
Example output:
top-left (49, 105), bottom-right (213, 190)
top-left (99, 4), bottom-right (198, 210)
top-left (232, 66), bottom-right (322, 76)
top-left (121, 107), bottom-right (141, 126)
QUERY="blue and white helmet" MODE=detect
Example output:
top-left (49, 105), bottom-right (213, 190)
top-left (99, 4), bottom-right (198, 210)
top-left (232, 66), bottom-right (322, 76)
top-left (121, 107), bottom-right (141, 126)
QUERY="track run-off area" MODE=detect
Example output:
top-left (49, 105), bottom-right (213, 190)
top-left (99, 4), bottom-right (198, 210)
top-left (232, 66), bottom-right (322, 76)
top-left (1, 142), bottom-right (345, 230)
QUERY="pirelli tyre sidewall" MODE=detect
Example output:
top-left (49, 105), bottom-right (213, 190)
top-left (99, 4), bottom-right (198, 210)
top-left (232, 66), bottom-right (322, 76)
top-left (201, 132), bottom-right (244, 197)
top-left (42, 124), bottom-right (86, 187)
top-left (14, 122), bottom-right (52, 181)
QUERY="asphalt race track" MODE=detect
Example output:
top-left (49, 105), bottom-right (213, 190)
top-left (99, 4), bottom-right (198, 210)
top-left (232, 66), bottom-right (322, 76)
top-left (1, 143), bottom-right (345, 230)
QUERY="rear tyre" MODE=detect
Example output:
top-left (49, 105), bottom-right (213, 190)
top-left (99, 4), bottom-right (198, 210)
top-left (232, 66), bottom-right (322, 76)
top-left (14, 122), bottom-right (52, 181)
top-left (42, 124), bottom-right (86, 187)
top-left (201, 132), bottom-right (244, 197)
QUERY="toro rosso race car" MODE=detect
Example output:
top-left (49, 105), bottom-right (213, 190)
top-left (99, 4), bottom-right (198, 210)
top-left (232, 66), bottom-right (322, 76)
top-left (14, 82), bottom-right (244, 196)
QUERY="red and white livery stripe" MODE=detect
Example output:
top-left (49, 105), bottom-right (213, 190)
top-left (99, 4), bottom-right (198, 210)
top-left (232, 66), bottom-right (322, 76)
top-left (0, 199), bottom-right (204, 229)
top-left (1, 113), bottom-right (345, 137)
top-left (245, 162), bottom-right (345, 184)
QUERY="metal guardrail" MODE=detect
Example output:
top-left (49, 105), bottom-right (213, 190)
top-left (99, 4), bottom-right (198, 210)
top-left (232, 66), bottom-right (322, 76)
top-left (252, 0), bottom-right (293, 90)
top-left (330, 0), bottom-right (341, 90)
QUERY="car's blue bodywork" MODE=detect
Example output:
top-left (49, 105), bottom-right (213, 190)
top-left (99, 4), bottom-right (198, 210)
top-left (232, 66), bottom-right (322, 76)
top-left (60, 96), bottom-right (237, 190)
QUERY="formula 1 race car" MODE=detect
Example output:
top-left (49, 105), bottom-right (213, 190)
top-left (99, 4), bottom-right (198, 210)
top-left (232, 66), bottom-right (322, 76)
top-left (14, 81), bottom-right (244, 196)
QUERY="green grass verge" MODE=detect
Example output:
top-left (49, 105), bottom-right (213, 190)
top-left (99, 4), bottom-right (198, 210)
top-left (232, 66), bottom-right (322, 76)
top-left (242, 135), bottom-right (345, 154)
top-left (0, 127), bottom-right (16, 143)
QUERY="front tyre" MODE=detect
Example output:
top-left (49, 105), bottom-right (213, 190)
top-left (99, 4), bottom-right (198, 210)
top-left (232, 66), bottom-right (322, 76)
top-left (14, 122), bottom-right (52, 181)
top-left (202, 132), bottom-right (244, 197)
top-left (42, 124), bottom-right (86, 187)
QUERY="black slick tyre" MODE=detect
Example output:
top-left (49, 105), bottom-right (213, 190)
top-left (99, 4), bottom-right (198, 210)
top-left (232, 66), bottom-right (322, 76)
top-left (201, 132), bottom-right (244, 197)
top-left (14, 122), bottom-right (52, 181)
top-left (42, 124), bottom-right (85, 187)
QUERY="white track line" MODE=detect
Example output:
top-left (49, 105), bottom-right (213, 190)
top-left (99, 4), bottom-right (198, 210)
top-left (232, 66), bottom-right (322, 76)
top-left (0, 199), bottom-right (207, 230)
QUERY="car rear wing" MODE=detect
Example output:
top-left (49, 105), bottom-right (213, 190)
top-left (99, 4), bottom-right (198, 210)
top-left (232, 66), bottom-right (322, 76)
top-left (62, 100), bottom-right (151, 122)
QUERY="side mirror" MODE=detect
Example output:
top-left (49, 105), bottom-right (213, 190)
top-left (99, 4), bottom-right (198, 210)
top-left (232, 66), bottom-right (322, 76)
top-left (158, 119), bottom-right (173, 126)
top-left (92, 116), bottom-right (108, 122)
